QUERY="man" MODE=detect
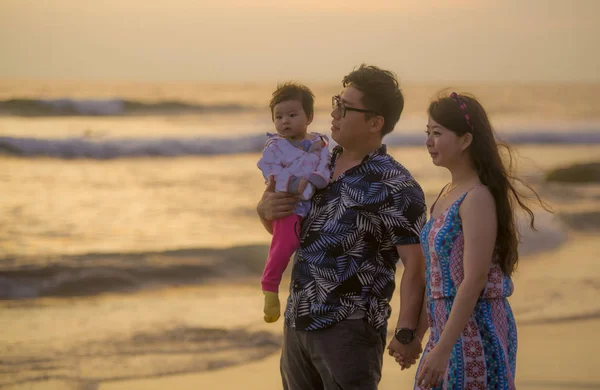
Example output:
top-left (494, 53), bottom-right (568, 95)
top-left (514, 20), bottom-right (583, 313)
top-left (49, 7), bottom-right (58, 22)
top-left (257, 64), bottom-right (427, 389)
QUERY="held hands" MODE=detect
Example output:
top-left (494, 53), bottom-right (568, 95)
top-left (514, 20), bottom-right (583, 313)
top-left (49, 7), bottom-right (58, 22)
top-left (387, 336), bottom-right (422, 370)
top-left (257, 178), bottom-right (299, 221)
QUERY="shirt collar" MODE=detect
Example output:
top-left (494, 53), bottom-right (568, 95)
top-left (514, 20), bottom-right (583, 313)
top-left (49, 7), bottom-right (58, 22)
top-left (332, 144), bottom-right (387, 163)
top-left (363, 144), bottom-right (387, 162)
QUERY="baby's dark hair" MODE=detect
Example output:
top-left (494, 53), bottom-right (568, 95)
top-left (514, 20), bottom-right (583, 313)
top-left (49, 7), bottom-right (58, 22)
top-left (269, 82), bottom-right (314, 121)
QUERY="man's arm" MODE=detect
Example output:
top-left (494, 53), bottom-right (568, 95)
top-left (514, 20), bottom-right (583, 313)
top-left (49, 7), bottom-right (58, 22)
top-left (395, 243), bottom-right (426, 330)
top-left (416, 290), bottom-right (429, 342)
top-left (394, 288), bottom-right (428, 369)
top-left (387, 244), bottom-right (426, 369)
top-left (382, 180), bottom-right (428, 369)
top-left (259, 212), bottom-right (274, 235)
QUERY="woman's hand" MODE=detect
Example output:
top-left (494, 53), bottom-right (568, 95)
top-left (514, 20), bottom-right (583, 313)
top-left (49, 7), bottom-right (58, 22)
top-left (416, 346), bottom-right (450, 388)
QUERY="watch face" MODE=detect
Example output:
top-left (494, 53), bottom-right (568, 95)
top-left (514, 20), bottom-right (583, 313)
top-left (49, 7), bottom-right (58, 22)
top-left (396, 329), bottom-right (414, 344)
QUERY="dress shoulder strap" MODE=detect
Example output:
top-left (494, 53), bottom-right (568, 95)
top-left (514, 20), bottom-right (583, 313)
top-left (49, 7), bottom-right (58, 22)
top-left (456, 183), bottom-right (484, 206)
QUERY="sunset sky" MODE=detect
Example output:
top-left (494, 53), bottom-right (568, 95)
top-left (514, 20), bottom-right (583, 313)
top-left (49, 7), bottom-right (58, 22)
top-left (1, 0), bottom-right (598, 82)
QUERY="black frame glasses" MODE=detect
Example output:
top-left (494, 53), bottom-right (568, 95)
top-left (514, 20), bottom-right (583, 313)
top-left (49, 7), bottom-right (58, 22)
top-left (332, 95), bottom-right (379, 118)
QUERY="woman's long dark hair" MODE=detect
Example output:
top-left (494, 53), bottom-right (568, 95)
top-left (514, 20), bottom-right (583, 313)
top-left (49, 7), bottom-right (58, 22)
top-left (428, 92), bottom-right (550, 276)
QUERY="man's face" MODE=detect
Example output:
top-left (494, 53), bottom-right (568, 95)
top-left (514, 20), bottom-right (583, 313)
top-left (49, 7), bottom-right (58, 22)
top-left (273, 100), bottom-right (312, 140)
top-left (330, 86), bottom-right (372, 147)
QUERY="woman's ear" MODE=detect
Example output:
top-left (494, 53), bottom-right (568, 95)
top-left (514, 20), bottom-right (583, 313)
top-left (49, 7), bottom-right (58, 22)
top-left (461, 132), bottom-right (473, 151)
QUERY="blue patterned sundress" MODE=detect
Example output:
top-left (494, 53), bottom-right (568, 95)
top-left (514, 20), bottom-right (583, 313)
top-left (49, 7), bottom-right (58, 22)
top-left (415, 190), bottom-right (517, 390)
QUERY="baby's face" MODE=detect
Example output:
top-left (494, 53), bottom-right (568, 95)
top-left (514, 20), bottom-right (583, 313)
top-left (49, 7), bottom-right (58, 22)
top-left (273, 100), bottom-right (312, 140)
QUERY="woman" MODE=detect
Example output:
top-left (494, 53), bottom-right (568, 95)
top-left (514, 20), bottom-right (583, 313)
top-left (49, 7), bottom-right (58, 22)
top-left (405, 92), bottom-right (548, 389)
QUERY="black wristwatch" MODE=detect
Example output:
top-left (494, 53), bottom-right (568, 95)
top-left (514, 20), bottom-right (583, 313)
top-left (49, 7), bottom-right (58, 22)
top-left (394, 328), bottom-right (416, 344)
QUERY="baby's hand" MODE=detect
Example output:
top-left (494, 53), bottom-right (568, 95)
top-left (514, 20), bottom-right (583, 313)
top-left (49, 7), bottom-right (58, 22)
top-left (297, 179), bottom-right (315, 200)
top-left (297, 178), bottom-right (308, 195)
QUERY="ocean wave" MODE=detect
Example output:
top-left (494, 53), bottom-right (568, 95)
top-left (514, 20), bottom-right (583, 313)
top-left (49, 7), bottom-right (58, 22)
top-left (2, 130), bottom-right (600, 159)
top-left (0, 98), bottom-right (255, 116)
top-left (0, 211), bottom-right (566, 300)
top-left (0, 245), bottom-right (270, 300)
top-left (0, 135), bottom-right (268, 158)
top-left (0, 325), bottom-right (280, 388)
top-left (558, 210), bottom-right (600, 231)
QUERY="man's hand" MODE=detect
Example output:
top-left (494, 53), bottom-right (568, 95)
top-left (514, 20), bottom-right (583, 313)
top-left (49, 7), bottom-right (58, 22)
top-left (387, 337), bottom-right (422, 370)
top-left (257, 178), bottom-right (299, 226)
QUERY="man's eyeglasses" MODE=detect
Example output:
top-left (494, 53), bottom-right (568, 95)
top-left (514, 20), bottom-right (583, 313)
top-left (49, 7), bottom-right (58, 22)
top-left (332, 95), bottom-right (379, 118)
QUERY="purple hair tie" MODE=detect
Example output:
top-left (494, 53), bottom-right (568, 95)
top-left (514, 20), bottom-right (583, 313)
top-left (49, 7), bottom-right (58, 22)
top-left (450, 92), bottom-right (474, 132)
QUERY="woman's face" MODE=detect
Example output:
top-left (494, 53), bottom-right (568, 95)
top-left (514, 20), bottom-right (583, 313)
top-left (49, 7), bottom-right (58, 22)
top-left (425, 116), bottom-right (471, 168)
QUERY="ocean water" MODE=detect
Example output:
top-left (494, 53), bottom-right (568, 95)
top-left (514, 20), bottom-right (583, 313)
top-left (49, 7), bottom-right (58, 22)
top-left (2, 80), bottom-right (600, 296)
top-left (1, 81), bottom-right (600, 388)
top-left (1, 82), bottom-right (600, 158)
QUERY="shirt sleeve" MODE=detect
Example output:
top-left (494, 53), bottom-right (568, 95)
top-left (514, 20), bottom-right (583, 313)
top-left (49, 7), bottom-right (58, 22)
top-left (381, 178), bottom-right (428, 246)
top-left (308, 142), bottom-right (331, 189)
top-left (257, 139), bottom-right (283, 182)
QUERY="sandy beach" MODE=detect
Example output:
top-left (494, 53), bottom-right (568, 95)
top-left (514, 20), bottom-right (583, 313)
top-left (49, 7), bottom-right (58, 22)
top-left (3, 231), bottom-right (600, 390)
top-left (93, 233), bottom-right (600, 390)
top-left (98, 318), bottom-right (600, 390)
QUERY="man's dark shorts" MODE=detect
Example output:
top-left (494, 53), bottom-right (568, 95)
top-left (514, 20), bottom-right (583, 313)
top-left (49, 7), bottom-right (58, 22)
top-left (281, 319), bottom-right (387, 390)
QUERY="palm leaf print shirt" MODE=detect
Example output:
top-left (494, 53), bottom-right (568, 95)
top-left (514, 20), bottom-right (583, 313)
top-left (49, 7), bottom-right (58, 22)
top-left (284, 145), bottom-right (427, 331)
